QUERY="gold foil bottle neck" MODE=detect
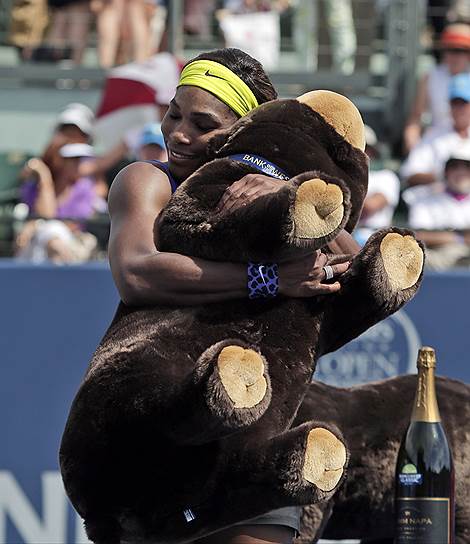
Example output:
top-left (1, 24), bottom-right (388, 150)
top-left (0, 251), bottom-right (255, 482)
top-left (417, 346), bottom-right (436, 369)
top-left (412, 346), bottom-right (441, 423)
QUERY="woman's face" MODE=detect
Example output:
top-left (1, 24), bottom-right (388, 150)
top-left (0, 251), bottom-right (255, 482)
top-left (161, 86), bottom-right (238, 181)
top-left (450, 98), bottom-right (470, 131)
top-left (443, 49), bottom-right (470, 75)
top-left (61, 157), bottom-right (81, 183)
top-left (446, 160), bottom-right (470, 194)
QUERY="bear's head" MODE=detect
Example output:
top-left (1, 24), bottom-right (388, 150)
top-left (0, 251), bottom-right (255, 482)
top-left (156, 90), bottom-right (369, 262)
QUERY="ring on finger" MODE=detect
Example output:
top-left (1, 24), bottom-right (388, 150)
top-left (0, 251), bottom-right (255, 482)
top-left (323, 264), bottom-right (334, 280)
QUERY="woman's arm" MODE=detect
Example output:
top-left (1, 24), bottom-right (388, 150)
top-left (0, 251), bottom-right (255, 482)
top-left (415, 230), bottom-right (469, 249)
top-left (78, 141), bottom-right (129, 178)
top-left (25, 158), bottom-right (57, 218)
top-left (403, 74), bottom-right (429, 154)
top-left (108, 163), bottom-right (350, 306)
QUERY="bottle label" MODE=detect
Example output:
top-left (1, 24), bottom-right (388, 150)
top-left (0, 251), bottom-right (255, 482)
top-left (396, 498), bottom-right (450, 543)
top-left (399, 463), bottom-right (422, 486)
top-left (399, 473), bottom-right (423, 485)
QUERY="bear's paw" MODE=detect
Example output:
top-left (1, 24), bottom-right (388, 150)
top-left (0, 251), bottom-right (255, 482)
top-left (217, 346), bottom-right (268, 409)
top-left (380, 232), bottom-right (424, 291)
top-left (293, 178), bottom-right (345, 240)
top-left (302, 427), bottom-right (347, 492)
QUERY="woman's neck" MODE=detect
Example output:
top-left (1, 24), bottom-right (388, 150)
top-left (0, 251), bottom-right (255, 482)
top-left (54, 176), bottom-right (74, 195)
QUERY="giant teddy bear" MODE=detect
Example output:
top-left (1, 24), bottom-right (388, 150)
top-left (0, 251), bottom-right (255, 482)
top-left (60, 90), bottom-right (426, 544)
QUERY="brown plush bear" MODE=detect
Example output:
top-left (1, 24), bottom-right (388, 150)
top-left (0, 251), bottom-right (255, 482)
top-left (295, 375), bottom-right (470, 544)
top-left (59, 90), bottom-right (425, 544)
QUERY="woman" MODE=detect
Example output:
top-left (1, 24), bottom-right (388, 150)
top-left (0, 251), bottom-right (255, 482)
top-left (403, 23), bottom-right (470, 154)
top-left (108, 47), bottom-right (357, 544)
top-left (16, 143), bottom-right (106, 263)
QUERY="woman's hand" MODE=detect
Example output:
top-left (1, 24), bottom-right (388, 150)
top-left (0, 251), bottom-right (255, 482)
top-left (279, 251), bottom-right (350, 297)
top-left (215, 173), bottom-right (285, 214)
top-left (22, 158), bottom-right (53, 182)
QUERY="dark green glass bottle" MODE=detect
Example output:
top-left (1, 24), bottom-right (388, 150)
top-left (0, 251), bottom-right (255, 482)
top-left (395, 346), bottom-right (455, 544)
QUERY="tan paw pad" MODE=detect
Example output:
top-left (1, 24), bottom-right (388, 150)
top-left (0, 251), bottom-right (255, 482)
top-left (380, 233), bottom-right (424, 291)
top-left (294, 178), bottom-right (344, 239)
top-left (217, 346), bottom-right (267, 408)
top-left (302, 428), bottom-right (347, 492)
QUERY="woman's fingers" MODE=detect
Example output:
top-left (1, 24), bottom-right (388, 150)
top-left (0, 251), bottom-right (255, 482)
top-left (279, 251), bottom-right (351, 298)
top-left (320, 261), bottom-right (350, 282)
top-left (305, 281), bottom-right (342, 295)
top-left (215, 174), bottom-right (284, 214)
top-left (215, 178), bottom-right (251, 213)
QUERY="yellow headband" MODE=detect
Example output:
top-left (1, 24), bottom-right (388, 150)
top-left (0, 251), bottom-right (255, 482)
top-left (178, 59), bottom-right (259, 117)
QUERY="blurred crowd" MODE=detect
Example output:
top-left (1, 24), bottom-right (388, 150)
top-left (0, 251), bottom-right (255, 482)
top-left (4, 1), bottom-right (470, 271)
top-left (7, 0), bottom-right (296, 68)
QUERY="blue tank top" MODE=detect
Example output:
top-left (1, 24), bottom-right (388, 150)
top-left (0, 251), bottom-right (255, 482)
top-left (146, 160), bottom-right (180, 194)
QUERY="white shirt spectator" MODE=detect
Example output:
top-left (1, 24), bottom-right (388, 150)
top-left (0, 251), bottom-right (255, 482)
top-left (408, 191), bottom-right (470, 230)
top-left (427, 64), bottom-right (454, 129)
top-left (400, 124), bottom-right (470, 182)
top-left (359, 169), bottom-right (400, 229)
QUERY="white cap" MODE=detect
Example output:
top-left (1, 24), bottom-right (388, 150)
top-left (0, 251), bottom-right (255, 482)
top-left (364, 125), bottom-right (378, 148)
top-left (59, 143), bottom-right (95, 158)
top-left (446, 143), bottom-right (470, 164)
top-left (56, 103), bottom-right (94, 136)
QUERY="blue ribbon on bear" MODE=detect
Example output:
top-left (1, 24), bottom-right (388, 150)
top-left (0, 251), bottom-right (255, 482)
top-left (229, 154), bottom-right (290, 181)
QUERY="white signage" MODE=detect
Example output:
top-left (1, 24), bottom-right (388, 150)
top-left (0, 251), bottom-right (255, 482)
top-left (0, 472), bottom-right (91, 544)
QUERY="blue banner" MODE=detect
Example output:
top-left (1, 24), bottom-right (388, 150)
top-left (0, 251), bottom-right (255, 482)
top-left (0, 261), bottom-right (469, 543)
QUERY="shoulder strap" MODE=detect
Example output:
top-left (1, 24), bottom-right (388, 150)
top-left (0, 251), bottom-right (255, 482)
top-left (144, 160), bottom-right (180, 193)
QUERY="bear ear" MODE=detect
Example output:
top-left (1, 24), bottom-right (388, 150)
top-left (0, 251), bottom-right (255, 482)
top-left (297, 90), bottom-right (366, 152)
top-left (206, 131), bottom-right (230, 158)
top-left (206, 117), bottom-right (252, 158)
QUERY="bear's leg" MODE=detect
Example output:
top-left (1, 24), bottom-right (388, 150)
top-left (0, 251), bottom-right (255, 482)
top-left (218, 421), bottom-right (348, 512)
top-left (155, 422), bottom-right (347, 544)
top-left (83, 516), bottom-right (121, 544)
top-left (164, 340), bottom-right (272, 445)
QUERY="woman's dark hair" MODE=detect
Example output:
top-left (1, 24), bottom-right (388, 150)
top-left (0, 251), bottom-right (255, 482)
top-left (188, 48), bottom-right (278, 105)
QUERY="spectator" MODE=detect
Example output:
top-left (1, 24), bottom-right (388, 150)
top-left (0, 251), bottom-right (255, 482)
top-left (217, 1), bottom-right (282, 70)
top-left (134, 123), bottom-right (167, 161)
top-left (8, 0), bottom-right (49, 61)
top-left (31, 102), bottom-right (92, 177)
top-left (401, 72), bottom-right (470, 193)
top-left (322, 0), bottom-right (357, 75)
top-left (79, 122), bottom-right (167, 178)
top-left (184, 0), bottom-right (216, 38)
top-left (354, 125), bottom-right (400, 246)
top-left (447, 0), bottom-right (470, 25)
top-left (43, 0), bottom-right (92, 64)
top-left (403, 23), bottom-right (470, 153)
top-left (409, 147), bottom-right (470, 269)
top-left (93, 0), bottom-right (153, 68)
top-left (15, 143), bottom-right (106, 263)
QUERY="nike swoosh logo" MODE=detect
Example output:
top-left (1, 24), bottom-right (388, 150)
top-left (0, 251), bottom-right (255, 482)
top-left (204, 70), bottom-right (227, 81)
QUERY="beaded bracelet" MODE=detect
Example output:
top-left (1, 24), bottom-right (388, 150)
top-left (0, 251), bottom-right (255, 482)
top-left (247, 262), bottom-right (279, 299)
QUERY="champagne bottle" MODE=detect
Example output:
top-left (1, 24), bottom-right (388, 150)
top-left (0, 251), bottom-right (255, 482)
top-left (395, 346), bottom-right (455, 543)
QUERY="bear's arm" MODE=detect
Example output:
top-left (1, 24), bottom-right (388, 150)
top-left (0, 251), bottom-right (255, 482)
top-left (316, 228), bottom-right (424, 356)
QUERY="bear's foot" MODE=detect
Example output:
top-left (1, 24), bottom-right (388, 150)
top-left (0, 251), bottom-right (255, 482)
top-left (258, 422), bottom-right (348, 503)
top-left (302, 427), bottom-right (347, 492)
top-left (164, 340), bottom-right (271, 445)
top-left (380, 232), bottom-right (423, 291)
top-left (217, 345), bottom-right (268, 409)
top-left (293, 178), bottom-right (346, 242)
top-left (201, 340), bottom-right (272, 432)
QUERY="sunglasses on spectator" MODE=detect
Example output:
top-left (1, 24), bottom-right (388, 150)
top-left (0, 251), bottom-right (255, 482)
top-left (446, 159), bottom-right (470, 169)
top-left (444, 48), bottom-right (470, 54)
